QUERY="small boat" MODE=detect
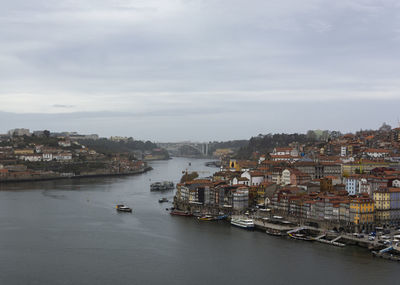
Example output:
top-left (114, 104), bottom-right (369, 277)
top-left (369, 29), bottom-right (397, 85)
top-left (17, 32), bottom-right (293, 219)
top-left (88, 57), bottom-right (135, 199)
top-left (198, 215), bottom-right (216, 221)
top-left (170, 210), bottom-right (193, 217)
top-left (158, 198), bottom-right (169, 203)
top-left (266, 229), bottom-right (284, 237)
top-left (230, 218), bottom-right (255, 229)
top-left (151, 181), bottom-right (174, 191)
top-left (116, 204), bottom-right (132, 213)
top-left (216, 214), bottom-right (228, 220)
top-left (288, 233), bottom-right (313, 241)
top-left (150, 182), bottom-right (162, 191)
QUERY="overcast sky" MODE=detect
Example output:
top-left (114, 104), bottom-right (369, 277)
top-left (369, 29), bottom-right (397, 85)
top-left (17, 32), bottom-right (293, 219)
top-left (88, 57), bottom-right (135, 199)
top-left (1, 0), bottom-right (400, 141)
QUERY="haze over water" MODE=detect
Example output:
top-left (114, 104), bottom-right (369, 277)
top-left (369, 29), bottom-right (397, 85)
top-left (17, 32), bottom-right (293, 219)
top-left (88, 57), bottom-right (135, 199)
top-left (0, 157), bottom-right (397, 285)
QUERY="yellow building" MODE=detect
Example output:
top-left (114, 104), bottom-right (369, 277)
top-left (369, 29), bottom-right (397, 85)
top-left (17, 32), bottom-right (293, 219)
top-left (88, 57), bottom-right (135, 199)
top-left (255, 182), bottom-right (277, 206)
top-left (342, 161), bottom-right (390, 176)
top-left (373, 189), bottom-right (390, 225)
top-left (229, 159), bottom-right (241, 171)
top-left (14, 149), bottom-right (34, 155)
top-left (350, 195), bottom-right (375, 227)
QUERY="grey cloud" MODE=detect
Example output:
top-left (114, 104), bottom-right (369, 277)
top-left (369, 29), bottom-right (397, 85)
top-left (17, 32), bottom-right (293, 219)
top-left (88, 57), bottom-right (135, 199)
top-left (53, 104), bottom-right (75, 108)
top-left (1, 99), bottom-right (399, 141)
top-left (0, 0), bottom-right (399, 140)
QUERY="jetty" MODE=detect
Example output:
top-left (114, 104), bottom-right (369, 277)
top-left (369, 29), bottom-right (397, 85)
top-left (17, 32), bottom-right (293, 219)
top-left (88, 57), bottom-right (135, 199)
top-left (313, 234), bottom-right (346, 247)
top-left (372, 246), bottom-right (400, 262)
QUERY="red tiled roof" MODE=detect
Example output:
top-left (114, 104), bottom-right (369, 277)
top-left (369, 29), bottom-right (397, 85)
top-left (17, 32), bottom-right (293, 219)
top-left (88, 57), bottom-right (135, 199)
top-left (364, 148), bottom-right (390, 153)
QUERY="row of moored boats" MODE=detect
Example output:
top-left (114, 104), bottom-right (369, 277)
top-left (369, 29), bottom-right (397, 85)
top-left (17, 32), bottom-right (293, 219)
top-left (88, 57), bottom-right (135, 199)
top-left (169, 210), bottom-right (255, 229)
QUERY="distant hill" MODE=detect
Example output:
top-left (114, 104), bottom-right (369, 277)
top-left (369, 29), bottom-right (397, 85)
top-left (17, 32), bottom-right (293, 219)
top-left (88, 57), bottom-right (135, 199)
top-left (78, 138), bottom-right (159, 154)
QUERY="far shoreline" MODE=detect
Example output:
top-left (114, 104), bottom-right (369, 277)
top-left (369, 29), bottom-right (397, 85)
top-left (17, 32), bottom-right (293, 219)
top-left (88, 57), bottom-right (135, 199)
top-left (0, 166), bottom-right (153, 185)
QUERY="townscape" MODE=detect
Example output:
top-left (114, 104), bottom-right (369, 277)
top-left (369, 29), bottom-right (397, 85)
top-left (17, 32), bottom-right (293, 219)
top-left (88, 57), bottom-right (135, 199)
top-left (0, 128), bottom-right (169, 182)
top-left (3, 124), bottom-right (400, 261)
top-left (172, 124), bottom-right (400, 260)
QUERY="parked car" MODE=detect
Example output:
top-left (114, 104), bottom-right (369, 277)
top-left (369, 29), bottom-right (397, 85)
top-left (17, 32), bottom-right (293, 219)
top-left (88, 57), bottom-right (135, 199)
top-left (383, 229), bottom-right (391, 234)
top-left (368, 236), bottom-right (375, 241)
top-left (381, 235), bottom-right (391, 240)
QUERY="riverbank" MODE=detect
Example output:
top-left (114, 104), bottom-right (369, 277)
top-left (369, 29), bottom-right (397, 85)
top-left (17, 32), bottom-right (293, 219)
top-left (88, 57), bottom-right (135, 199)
top-left (171, 201), bottom-right (398, 261)
top-left (0, 166), bottom-right (153, 184)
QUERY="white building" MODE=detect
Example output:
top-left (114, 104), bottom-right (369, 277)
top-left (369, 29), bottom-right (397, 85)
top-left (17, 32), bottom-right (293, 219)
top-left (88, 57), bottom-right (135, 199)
top-left (233, 187), bottom-right (249, 210)
top-left (19, 155), bottom-right (42, 162)
top-left (58, 140), bottom-right (71, 147)
top-left (340, 146), bottom-right (347, 157)
top-left (271, 147), bottom-right (298, 156)
top-left (344, 176), bottom-right (359, 195)
top-left (240, 171), bottom-right (264, 186)
top-left (363, 149), bottom-right (390, 158)
top-left (54, 153), bottom-right (72, 161)
top-left (358, 178), bottom-right (372, 195)
top-left (281, 169), bottom-right (291, 185)
top-left (393, 179), bottom-right (400, 188)
top-left (232, 177), bottom-right (249, 186)
top-left (42, 153), bottom-right (53, 161)
top-left (8, 128), bottom-right (30, 137)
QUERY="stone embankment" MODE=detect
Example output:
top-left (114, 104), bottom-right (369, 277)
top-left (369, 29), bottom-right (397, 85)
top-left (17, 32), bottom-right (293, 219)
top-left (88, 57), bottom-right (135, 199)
top-left (0, 167), bottom-right (153, 184)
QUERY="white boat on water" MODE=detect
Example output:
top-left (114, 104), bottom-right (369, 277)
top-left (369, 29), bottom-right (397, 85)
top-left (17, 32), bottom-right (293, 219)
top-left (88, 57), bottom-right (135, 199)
top-left (116, 205), bottom-right (132, 213)
top-left (230, 218), bottom-right (255, 229)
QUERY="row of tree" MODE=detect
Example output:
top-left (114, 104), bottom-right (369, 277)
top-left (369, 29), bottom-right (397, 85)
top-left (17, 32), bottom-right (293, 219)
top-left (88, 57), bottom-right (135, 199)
top-left (235, 130), bottom-right (342, 159)
top-left (78, 138), bottom-right (159, 155)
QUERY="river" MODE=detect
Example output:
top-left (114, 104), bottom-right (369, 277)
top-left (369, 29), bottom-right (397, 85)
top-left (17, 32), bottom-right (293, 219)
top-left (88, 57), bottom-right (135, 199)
top-left (0, 157), bottom-right (397, 284)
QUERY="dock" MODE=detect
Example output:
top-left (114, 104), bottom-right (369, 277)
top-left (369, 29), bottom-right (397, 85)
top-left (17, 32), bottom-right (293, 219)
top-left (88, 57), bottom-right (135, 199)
top-left (254, 219), bottom-right (295, 232)
top-left (372, 248), bottom-right (400, 262)
top-left (313, 234), bottom-right (346, 247)
top-left (229, 216), bottom-right (386, 251)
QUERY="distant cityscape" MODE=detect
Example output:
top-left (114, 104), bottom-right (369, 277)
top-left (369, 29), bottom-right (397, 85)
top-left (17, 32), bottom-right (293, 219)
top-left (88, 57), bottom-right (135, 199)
top-left (0, 128), bottom-right (169, 182)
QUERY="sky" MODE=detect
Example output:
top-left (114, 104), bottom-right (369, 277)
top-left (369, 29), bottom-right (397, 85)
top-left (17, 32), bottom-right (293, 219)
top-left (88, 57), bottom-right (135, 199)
top-left (1, 0), bottom-right (400, 141)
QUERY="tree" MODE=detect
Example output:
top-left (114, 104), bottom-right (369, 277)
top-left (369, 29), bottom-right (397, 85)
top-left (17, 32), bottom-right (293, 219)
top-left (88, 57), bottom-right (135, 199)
top-left (180, 171), bottom-right (199, 183)
top-left (43, 130), bottom-right (50, 137)
top-left (320, 130), bottom-right (330, 141)
top-left (306, 130), bottom-right (317, 141)
top-left (379, 122), bottom-right (391, 132)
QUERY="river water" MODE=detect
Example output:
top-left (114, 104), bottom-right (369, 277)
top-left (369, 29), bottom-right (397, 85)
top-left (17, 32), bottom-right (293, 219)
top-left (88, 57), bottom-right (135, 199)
top-left (0, 157), bottom-right (397, 285)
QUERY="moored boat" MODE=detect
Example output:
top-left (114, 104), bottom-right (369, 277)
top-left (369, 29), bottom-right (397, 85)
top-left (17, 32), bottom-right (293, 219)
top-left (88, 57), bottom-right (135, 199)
top-left (288, 233), bottom-right (313, 241)
top-left (116, 204), bottom-right (132, 213)
top-left (170, 210), bottom-right (193, 217)
top-left (230, 218), bottom-right (255, 229)
top-left (266, 229), bottom-right (284, 237)
top-left (198, 215), bottom-right (216, 221)
top-left (216, 214), bottom-right (228, 220)
top-left (158, 198), bottom-right (169, 203)
top-left (150, 181), bottom-right (174, 191)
